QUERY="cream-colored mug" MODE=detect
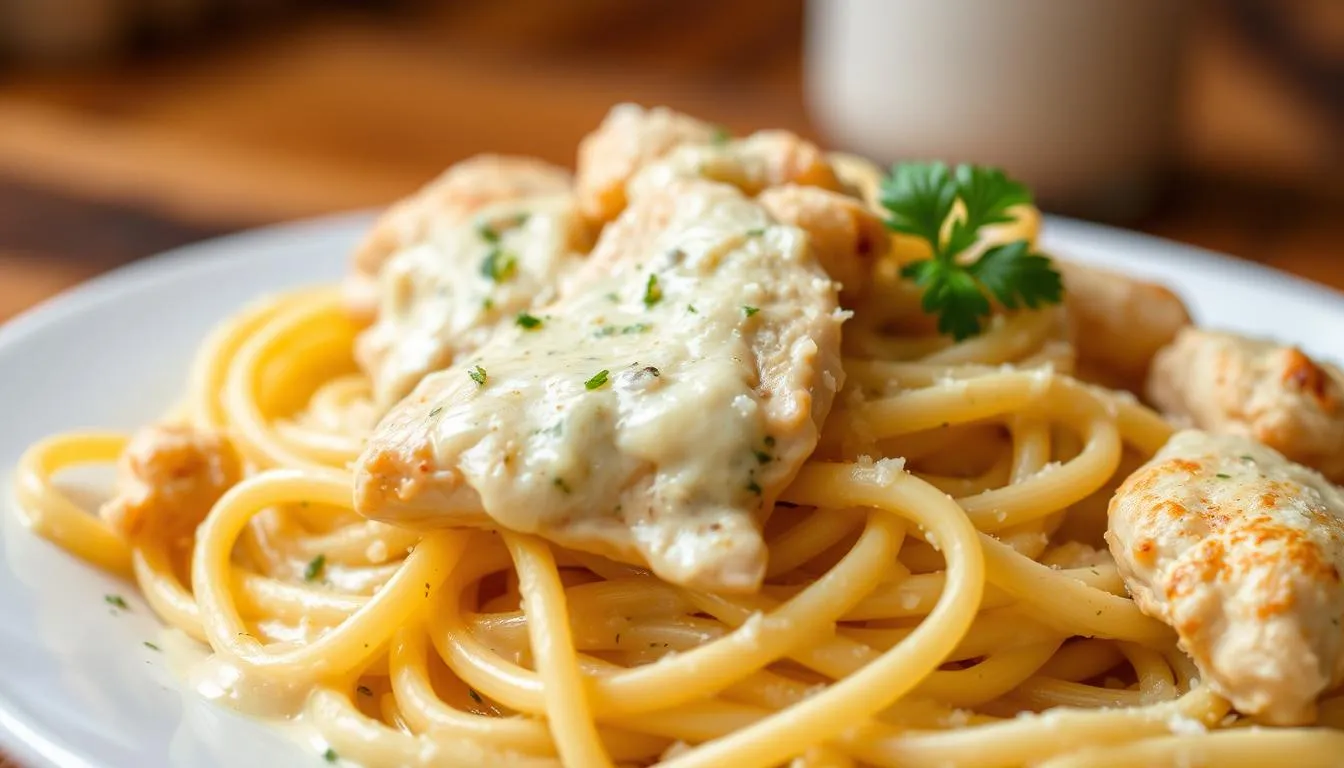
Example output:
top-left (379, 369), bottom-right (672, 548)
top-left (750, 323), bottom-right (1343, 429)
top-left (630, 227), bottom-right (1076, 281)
top-left (805, 0), bottom-right (1190, 220)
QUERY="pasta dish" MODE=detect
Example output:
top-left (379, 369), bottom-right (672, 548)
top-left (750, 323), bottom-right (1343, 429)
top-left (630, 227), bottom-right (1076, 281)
top-left (13, 104), bottom-right (1344, 767)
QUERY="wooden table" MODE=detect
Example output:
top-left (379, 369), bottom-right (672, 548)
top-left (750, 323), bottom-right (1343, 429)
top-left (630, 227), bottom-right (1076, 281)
top-left (0, 2), bottom-right (1340, 765)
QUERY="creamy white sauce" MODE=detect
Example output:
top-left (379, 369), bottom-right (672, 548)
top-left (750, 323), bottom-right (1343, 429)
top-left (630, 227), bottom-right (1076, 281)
top-left (357, 181), bottom-right (845, 592)
top-left (359, 194), bottom-right (590, 408)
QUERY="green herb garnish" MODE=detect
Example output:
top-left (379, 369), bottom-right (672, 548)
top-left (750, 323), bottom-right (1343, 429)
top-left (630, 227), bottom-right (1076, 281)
top-left (476, 220), bottom-right (500, 243)
top-left (516, 312), bottom-right (543, 330)
top-left (105, 594), bottom-right (128, 610)
top-left (323, 747), bottom-right (338, 763)
top-left (304, 554), bottom-right (326, 582)
top-left (585, 369), bottom-right (610, 390)
top-left (469, 365), bottom-right (487, 386)
top-left (880, 162), bottom-right (1062, 340)
top-left (595, 323), bottom-right (651, 337)
top-left (1216, 473), bottom-right (1231, 479)
top-left (710, 126), bottom-right (731, 145)
top-left (742, 305), bottom-right (759, 317)
top-left (143, 641), bottom-right (160, 651)
top-left (479, 248), bottom-right (518, 283)
top-left (643, 274), bottom-right (663, 308)
top-left (745, 228), bottom-right (765, 237)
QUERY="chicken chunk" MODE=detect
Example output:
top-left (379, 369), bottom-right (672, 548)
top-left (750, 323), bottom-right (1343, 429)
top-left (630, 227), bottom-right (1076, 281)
top-left (1147, 328), bottom-right (1344, 482)
top-left (101, 425), bottom-right (243, 540)
top-left (626, 130), bottom-right (846, 207)
top-left (574, 103), bottom-right (719, 223)
top-left (756, 184), bottom-right (889, 304)
top-left (576, 103), bottom-right (848, 225)
top-left (1107, 429), bottom-right (1344, 724)
top-left (1058, 260), bottom-right (1191, 391)
top-left (352, 162), bottom-right (594, 411)
top-left (354, 179), bottom-right (845, 592)
top-left (345, 155), bottom-right (573, 319)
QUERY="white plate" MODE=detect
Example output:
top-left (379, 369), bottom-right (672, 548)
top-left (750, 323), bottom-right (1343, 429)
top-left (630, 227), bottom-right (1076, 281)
top-left (0, 213), bottom-right (1340, 768)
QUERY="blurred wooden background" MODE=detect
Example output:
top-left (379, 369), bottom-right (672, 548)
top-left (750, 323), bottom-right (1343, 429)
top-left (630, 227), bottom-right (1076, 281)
top-left (0, 0), bottom-right (1339, 320)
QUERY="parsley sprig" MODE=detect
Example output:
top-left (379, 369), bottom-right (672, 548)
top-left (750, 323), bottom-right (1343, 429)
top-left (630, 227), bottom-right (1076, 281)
top-left (879, 162), bottom-right (1063, 340)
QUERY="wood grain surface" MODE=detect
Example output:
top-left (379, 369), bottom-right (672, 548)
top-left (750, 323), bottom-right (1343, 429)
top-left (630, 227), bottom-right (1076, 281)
top-left (0, 1), bottom-right (1339, 766)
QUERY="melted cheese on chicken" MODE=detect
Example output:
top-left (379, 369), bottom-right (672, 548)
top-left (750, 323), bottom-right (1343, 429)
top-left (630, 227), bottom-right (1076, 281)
top-left (1147, 328), bottom-right (1344, 482)
top-left (354, 179), bottom-right (845, 591)
top-left (356, 194), bottom-right (593, 408)
top-left (1108, 429), bottom-right (1344, 724)
top-left (346, 155), bottom-right (573, 319)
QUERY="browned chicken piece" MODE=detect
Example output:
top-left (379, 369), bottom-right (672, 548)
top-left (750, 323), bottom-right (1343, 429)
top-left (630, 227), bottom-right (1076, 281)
top-left (1108, 429), bottom-right (1344, 724)
top-left (1058, 260), bottom-right (1191, 391)
top-left (626, 130), bottom-right (846, 206)
top-left (344, 155), bottom-right (573, 319)
top-left (1147, 328), bottom-right (1344, 483)
top-left (574, 103), bottom-right (719, 223)
top-left (756, 184), bottom-right (890, 304)
top-left (101, 425), bottom-right (243, 540)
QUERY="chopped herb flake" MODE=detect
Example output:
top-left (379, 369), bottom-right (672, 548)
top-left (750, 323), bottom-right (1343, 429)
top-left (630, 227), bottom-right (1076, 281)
top-left (687, 304), bottom-right (698, 314)
top-left (595, 323), bottom-right (651, 337)
top-left (143, 641), bottom-right (160, 651)
top-left (468, 688), bottom-right (483, 704)
top-left (323, 748), bottom-right (338, 763)
top-left (585, 369), bottom-right (610, 390)
top-left (1215, 473), bottom-right (1231, 479)
top-left (479, 248), bottom-right (518, 283)
top-left (476, 221), bottom-right (500, 243)
top-left (643, 274), bottom-right (663, 308)
top-left (482, 297), bottom-right (495, 311)
top-left (710, 126), bottom-right (731, 145)
top-left (469, 366), bottom-right (488, 386)
top-left (105, 594), bottom-right (128, 610)
top-left (428, 406), bottom-right (443, 418)
top-left (742, 305), bottom-right (760, 317)
top-left (516, 312), bottom-right (543, 330)
top-left (606, 291), bottom-right (620, 303)
top-left (745, 228), bottom-right (765, 237)
top-left (357, 685), bottom-right (373, 696)
top-left (304, 554), bottom-right (327, 582)
top-left (1240, 455), bottom-right (1254, 461)
top-left (554, 477), bottom-right (572, 493)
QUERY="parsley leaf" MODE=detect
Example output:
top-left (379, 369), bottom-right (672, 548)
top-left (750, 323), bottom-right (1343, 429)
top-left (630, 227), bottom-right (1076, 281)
top-left (585, 370), bottom-right (610, 390)
top-left (479, 248), bottom-right (518, 283)
top-left (968, 241), bottom-right (1063, 310)
top-left (105, 594), bottom-right (129, 610)
top-left (879, 162), bottom-right (957, 246)
top-left (515, 312), bottom-right (543, 330)
top-left (643, 274), bottom-right (663, 308)
top-left (469, 365), bottom-right (487, 386)
top-left (879, 161), bottom-right (1062, 340)
top-left (323, 747), bottom-right (338, 763)
top-left (742, 305), bottom-right (759, 317)
top-left (304, 554), bottom-right (326, 582)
